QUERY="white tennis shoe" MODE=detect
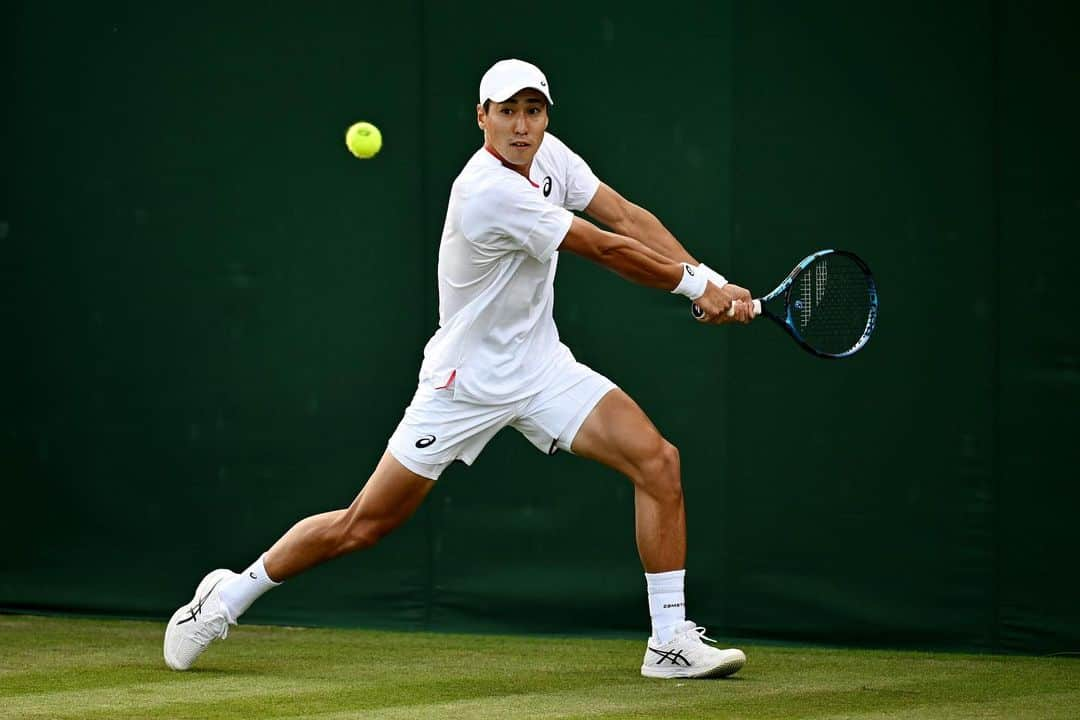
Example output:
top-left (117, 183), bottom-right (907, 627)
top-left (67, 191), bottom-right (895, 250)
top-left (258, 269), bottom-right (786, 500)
top-left (163, 568), bottom-right (237, 671)
top-left (641, 621), bottom-right (746, 679)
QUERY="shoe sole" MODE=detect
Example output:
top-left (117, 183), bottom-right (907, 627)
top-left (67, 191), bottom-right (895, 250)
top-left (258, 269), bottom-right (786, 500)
top-left (641, 649), bottom-right (746, 679)
top-left (163, 568), bottom-right (234, 671)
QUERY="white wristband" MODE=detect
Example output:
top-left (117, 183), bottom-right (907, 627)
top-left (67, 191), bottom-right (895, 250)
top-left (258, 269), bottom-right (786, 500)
top-left (698, 263), bottom-right (728, 290)
top-left (671, 262), bottom-right (709, 300)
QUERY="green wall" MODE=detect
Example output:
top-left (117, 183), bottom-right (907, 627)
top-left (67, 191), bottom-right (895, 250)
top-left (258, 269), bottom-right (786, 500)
top-left (3, 1), bottom-right (1077, 654)
top-left (995, 0), bottom-right (1080, 652)
top-left (727, 1), bottom-right (999, 648)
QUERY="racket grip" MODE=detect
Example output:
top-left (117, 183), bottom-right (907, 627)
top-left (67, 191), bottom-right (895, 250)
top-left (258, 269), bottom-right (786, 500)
top-left (726, 299), bottom-right (762, 317)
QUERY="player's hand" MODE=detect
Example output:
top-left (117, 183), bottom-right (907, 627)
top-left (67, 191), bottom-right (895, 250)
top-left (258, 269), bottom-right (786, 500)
top-left (693, 283), bottom-right (754, 324)
top-left (720, 283), bottom-right (755, 324)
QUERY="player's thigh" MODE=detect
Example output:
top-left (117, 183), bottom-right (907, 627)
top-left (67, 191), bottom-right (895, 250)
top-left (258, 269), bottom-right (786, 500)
top-left (569, 388), bottom-right (672, 479)
top-left (342, 450), bottom-right (435, 533)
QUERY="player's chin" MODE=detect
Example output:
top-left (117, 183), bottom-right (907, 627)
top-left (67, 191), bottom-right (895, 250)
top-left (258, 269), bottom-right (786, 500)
top-left (504, 144), bottom-right (534, 163)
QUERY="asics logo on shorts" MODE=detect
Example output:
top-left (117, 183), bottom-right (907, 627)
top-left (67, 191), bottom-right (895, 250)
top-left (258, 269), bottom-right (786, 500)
top-left (415, 434), bottom-right (436, 448)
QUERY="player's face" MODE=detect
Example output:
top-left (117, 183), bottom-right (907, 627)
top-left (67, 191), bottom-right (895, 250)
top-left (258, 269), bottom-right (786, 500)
top-left (477, 89), bottom-right (549, 167)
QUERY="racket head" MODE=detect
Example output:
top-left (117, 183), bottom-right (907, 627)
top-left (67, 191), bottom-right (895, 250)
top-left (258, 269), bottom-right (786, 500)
top-left (760, 249), bottom-right (878, 358)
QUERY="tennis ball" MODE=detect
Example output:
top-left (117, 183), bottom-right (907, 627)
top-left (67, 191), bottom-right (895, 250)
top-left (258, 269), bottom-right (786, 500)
top-left (345, 121), bottom-right (382, 159)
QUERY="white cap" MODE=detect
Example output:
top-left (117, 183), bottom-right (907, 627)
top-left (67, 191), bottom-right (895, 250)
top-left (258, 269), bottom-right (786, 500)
top-left (478, 59), bottom-right (554, 106)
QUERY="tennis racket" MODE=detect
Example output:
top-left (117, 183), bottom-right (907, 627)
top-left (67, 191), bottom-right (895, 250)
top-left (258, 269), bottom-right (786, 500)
top-left (693, 249), bottom-right (878, 358)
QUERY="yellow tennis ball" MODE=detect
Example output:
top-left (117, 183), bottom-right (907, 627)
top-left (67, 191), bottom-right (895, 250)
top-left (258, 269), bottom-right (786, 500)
top-left (345, 122), bottom-right (382, 159)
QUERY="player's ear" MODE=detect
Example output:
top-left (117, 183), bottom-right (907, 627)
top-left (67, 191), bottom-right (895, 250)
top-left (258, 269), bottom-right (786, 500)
top-left (476, 103), bottom-right (485, 130)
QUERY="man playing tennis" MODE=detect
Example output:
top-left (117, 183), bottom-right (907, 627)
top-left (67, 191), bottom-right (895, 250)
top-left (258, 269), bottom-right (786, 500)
top-left (165, 59), bottom-right (754, 679)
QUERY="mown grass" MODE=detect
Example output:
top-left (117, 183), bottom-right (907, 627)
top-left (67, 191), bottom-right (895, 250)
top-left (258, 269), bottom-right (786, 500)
top-left (1, 615), bottom-right (1076, 719)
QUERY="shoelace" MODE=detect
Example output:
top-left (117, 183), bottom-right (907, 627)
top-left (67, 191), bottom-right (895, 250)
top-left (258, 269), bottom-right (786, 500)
top-left (195, 617), bottom-right (230, 646)
top-left (679, 625), bottom-right (716, 644)
top-left (189, 601), bottom-right (232, 647)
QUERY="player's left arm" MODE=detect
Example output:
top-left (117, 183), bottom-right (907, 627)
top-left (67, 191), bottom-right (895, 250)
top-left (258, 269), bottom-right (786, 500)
top-left (584, 182), bottom-right (698, 266)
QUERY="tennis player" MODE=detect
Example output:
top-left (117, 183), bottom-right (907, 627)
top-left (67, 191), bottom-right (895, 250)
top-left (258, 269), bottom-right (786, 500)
top-left (165, 59), bottom-right (753, 679)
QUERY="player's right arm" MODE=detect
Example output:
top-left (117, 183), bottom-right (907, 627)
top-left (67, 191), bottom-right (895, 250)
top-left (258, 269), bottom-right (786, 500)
top-left (560, 216), bottom-right (752, 324)
top-left (584, 183), bottom-right (697, 265)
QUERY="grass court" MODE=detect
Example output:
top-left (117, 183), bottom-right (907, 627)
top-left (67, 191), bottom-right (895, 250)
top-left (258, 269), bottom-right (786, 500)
top-left (2, 615), bottom-right (1077, 719)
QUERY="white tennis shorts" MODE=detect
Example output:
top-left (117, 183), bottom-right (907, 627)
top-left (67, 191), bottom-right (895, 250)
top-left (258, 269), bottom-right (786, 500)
top-left (387, 360), bottom-right (616, 480)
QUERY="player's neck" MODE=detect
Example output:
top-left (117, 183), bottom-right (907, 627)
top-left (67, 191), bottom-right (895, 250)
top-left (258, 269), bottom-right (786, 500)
top-left (484, 143), bottom-right (532, 179)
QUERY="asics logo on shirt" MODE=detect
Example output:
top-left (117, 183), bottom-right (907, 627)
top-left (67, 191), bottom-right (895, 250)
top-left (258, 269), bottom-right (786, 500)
top-left (415, 435), bottom-right (436, 448)
top-left (543, 176), bottom-right (552, 197)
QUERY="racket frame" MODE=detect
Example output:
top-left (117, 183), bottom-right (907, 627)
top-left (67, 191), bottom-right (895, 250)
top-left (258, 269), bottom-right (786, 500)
top-left (757, 248), bottom-right (878, 359)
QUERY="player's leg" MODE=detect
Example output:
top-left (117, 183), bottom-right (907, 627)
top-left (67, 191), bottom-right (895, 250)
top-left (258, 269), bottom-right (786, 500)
top-left (164, 451), bottom-right (433, 671)
top-left (165, 379), bottom-right (514, 672)
top-left (262, 450), bottom-right (434, 581)
top-left (569, 388), bottom-right (684, 573)
top-left (567, 388), bottom-right (745, 679)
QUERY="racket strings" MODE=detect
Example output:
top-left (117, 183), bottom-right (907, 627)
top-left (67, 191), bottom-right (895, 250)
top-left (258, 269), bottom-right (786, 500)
top-left (791, 257), bottom-right (874, 355)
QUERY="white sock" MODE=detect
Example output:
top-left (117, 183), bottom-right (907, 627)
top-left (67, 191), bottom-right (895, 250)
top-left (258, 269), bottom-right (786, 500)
top-left (218, 553), bottom-right (281, 621)
top-left (646, 569), bottom-right (686, 643)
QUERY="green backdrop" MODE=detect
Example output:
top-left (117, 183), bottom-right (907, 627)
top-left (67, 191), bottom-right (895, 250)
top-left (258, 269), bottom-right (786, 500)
top-left (3, 1), bottom-right (1077, 654)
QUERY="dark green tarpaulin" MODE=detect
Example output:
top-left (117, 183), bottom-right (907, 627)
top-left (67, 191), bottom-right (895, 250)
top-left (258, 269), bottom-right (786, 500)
top-left (3, 0), bottom-right (1077, 654)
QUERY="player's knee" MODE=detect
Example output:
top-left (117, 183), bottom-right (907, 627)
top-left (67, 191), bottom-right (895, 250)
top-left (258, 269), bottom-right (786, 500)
top-left (637, 439), bottom-right (683, 503)
top-left (337, 517), bottom-right (391, 554)
top-left (646, 438), bottom-right (681, 477)
top-left (658, 441), bottom-right (683, 499)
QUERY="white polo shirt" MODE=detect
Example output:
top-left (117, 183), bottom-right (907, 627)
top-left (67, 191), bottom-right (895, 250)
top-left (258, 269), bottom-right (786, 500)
top-left (420, 132), bottom-right (601, 405)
